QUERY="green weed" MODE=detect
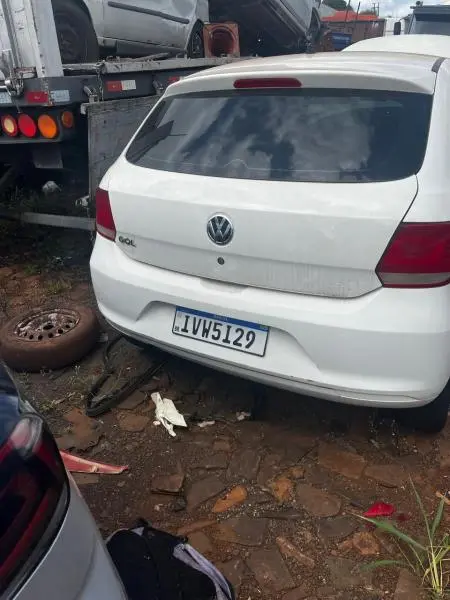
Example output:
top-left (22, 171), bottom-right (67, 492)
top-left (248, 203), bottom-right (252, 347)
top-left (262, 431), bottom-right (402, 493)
top-left (363, 481), bottom-right (449, 598)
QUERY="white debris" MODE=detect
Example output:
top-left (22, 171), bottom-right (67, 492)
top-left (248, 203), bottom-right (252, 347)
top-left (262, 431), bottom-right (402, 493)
top-left (151, 392), bottom-right (187, 438)
top-left (197, 421), bottom-right (216, 429)
top-left (236, 411), bottom-right (252, 422)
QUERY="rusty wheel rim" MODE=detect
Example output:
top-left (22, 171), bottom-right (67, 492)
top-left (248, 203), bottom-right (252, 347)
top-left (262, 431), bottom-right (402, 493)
top-left (15, 309), bottom-right (80, 342)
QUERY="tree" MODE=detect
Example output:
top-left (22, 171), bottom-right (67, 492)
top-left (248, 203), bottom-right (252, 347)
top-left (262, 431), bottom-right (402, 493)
top-left (359, 9), bottom-right (377, 14)
top-left (324, 0), bottom-right (353, 11)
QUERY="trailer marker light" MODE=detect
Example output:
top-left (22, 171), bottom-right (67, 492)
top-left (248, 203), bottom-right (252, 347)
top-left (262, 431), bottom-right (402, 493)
top-left (1, 115), bottom-right (18, 137)
top-left (61, 111), bottom-right (74, 129)
top-left (38, 115), bottom-right (58, 139)
top-left (18, 114), bottom-right (37, 138)
top-left (233, 77), bottom-right (302, 89)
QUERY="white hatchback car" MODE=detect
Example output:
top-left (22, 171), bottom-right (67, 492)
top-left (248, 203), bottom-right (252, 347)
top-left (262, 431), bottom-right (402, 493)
top-left (90, 40), bottom-right (450, 433)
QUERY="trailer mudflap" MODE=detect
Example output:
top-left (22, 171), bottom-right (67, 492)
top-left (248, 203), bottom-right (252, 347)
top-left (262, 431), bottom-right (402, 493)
top-left (84, 96), bottom-right (159, 200)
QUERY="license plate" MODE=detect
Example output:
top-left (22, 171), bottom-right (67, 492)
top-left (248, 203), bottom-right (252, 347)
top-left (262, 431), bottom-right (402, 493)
top-left (172, 307), bottom-right (269, 357)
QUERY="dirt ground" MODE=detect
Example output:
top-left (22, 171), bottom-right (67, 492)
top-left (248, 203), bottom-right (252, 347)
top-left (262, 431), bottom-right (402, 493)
top-left (0, 223), bottom-right (449, 600)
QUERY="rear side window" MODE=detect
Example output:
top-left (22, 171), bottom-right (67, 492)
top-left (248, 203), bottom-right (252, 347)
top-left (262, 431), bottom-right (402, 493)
top-left (126, 89), bottom-right (432, 183)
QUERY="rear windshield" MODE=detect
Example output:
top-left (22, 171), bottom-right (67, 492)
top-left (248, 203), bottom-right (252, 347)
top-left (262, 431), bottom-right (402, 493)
top-left (126, 89), bottom-right (432, 183)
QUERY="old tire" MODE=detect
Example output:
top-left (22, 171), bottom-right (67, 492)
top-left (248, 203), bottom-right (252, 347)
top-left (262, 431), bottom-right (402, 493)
top-left (52, 0), bottom-right (99, 63)
top-left (0, 305), bottom-right (100, 372)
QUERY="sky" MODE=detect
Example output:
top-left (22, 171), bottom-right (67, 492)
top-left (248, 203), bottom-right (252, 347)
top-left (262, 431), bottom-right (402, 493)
top-left (356, 0), bottom-right (445, 18)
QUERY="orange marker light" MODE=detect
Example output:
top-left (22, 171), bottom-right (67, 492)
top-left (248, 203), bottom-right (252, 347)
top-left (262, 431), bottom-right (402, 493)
top-left (37, 114), bottom-right (58, 139)
top-left (1, 115), bottom-right (18, 137)
top-left (61, 111), bottom-right (74, 129)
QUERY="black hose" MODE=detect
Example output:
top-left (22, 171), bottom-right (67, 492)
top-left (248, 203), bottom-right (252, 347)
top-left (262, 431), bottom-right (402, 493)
top-left (85, 335), bottom-right (167, 417)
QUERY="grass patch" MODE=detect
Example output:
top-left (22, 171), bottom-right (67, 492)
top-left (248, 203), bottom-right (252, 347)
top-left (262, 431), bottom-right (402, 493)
top-left (45, 279), bottom-right (71, 296)
top-left (22, 263), bottom-right (41, 277)
top-left (363, 481), bottom-right (449, 598)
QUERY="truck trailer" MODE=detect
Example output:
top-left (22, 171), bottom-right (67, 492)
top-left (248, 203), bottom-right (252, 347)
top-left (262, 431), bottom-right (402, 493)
top-left (0, 0), bottom-right (321, 229)
top-left (394, 4), bottom-right (450, 36)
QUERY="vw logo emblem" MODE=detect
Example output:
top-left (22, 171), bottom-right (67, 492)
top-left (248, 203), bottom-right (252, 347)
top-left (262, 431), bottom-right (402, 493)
top-left (207, 214), bottom-right (234, 246)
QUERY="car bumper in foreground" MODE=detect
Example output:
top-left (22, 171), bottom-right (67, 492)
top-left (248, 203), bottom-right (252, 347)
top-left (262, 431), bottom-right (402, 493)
top-left (91, 238), bottom-right (450, 409)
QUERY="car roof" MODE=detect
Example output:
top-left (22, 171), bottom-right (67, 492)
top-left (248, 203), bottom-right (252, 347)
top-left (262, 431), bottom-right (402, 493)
top-left (167, 51), bottom-right (438, 96)
top-left (187, 51), bottom-right (439, 75)
top-left (344, 34), bottom-right (450, 59)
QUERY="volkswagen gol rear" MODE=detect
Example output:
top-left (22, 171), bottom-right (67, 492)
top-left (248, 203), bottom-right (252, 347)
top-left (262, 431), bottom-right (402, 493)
top-left (90, 53), bottom-right (450, 427)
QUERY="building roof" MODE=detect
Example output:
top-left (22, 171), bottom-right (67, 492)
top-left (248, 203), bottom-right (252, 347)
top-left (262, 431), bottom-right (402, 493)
top-left (322, 10), bottom-right (381, 21)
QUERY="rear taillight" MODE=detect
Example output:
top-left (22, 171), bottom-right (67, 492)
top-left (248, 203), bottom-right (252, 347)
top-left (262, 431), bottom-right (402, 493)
top-left (233, 77), bottom-right (302, 89)
top-left (95, 188), bottom-right (116, 241)
top-left (0, 415), bottom-right (68, 594)
top-left (376, 222), bottom-right (450, 288)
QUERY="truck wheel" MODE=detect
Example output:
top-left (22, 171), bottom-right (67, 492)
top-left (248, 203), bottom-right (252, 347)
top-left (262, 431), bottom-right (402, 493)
top-left (187, 21), bottom-right (205, 58)
top-left (0, 305), bottom-right (100, 372)
top-left (52, 0), bottom-right (99, 63)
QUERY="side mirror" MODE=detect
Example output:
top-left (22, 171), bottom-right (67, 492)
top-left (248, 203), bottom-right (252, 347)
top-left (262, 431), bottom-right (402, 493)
top-left (393, 21), bottom-right (401, 35)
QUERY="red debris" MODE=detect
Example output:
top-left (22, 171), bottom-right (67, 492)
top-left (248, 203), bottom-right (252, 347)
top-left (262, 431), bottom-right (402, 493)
top-left (60, 450), bottom-right (128, 474)
top-left (363, 502), bottom-right (395, 518)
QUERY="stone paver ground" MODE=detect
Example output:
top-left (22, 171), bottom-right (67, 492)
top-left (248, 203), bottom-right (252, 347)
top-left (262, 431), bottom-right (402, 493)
top-left (0, 226), bottom-right (448, 600)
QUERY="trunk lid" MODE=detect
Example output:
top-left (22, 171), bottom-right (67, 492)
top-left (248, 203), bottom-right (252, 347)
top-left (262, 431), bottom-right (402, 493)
top-left (107, 80), bottom-right (432, 299)
top-left (109, 166), bottom-right (418, 298)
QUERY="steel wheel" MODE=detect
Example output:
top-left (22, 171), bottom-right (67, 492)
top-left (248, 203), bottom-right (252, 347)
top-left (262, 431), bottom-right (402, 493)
top-left (0, 304), bottom-right (100, 372)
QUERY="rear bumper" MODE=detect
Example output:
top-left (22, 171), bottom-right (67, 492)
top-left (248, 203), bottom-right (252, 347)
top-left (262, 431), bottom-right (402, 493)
top-left (14, 479), bottom-right (126, 600)
top-left (91, 237), bottom-right (450, 408)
